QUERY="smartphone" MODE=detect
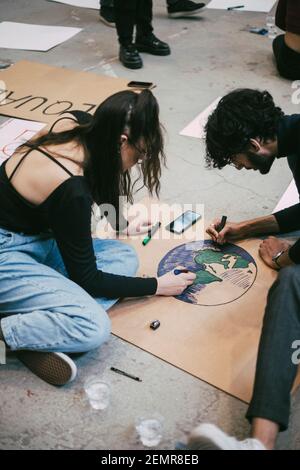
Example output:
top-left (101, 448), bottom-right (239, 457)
top-left (166, 211), bottom-right (202, 234)
top-left (127, 80), bottom-right (154, 89)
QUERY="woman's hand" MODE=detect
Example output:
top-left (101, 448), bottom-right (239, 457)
top-left (206, 219), bottom-right (246, 245)
top-left (125, 214), bottom-right (154, 236)
top-left (259, 236), bottom-right (292, 269)
top-left (156, 266), bottom-right (196, 296)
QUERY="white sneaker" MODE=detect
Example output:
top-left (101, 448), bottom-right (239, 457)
top-left (187, 423), bottom-right (266, 450)
top-left (16, 350), bottom-right (77, 386)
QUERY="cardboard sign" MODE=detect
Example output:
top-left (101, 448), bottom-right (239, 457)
top-left (0, 61), bottom-right (131, 124)
top-left (110, 199), bottom-right (300, 403)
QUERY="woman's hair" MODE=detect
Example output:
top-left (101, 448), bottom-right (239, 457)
top-left (20, 89), bottom-right (166, 212)
top-left (205, 89), bottom-right (284, 169)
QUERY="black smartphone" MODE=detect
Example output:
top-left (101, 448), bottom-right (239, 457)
top-left (166, 211), bottom-right (202, 234)
top-left (127, 80), bottom-right (154, 89)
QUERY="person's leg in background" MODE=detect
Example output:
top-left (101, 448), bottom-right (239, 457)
top-left (273, 0), bottom-right (300, 80)
top-left (166, 0), bottom-right (206, 18)
top-left (114, 0), bottom-right (143, 69)
top-left (99, 0), bottom-right (206, 29)
top-left (99, 0), bottom-right (115, 27)
top-left (185, 265), bottom-right (300, 450)
top-left (135, 0), bottom-right (171, 56)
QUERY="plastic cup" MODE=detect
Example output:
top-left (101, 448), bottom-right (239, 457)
top-left (135, 415), bottom-right (164, 447)
top-left (84, 376), bottom-right (110, 410)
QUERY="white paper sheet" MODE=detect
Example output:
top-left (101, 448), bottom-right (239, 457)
top-left (273, 180), bottom-right (299, 213)
top-left (207, 0), bottom-right (277, 13)
top-left (0, 118), bottom-right (45, 164)
top-left (180, 97), bottom-right (221, 139)
top-left (48, 0), bottom-right (99, 9)
top-left (0, 22), bottom-right (82, 52)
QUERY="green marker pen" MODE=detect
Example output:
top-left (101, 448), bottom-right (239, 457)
top-left (142, 222), bottom-right (161, 246)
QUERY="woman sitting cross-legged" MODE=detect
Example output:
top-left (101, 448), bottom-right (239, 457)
top-left (0, 90), bottom-right (195, 385)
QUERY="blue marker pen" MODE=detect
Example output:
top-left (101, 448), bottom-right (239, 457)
top-left (174, 269), bottom-right (189, 275)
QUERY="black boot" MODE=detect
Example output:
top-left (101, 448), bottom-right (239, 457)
top-left (167, 0), bottom-right (206, 18)
top-left (135, 33), bottom-right (171, 56)
top-left (119, 44), bottom-right (143, 69)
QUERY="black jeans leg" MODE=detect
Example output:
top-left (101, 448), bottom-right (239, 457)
top-left (115, 0), bottom-right (137, 46)
top-left (273, 34), bottom-right (300, 80)
top-left (246, 266), bottom-right (300, 431)
top-left (136, 0), bottom-right (153, 39)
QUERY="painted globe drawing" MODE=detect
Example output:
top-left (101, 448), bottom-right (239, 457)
top-left (157, 240), bottom-right (257, 306)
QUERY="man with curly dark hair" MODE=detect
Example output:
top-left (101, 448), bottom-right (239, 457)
top-left (186, 89), bottom-right (300, 450)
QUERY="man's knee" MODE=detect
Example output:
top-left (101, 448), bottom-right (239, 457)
top-left (278, 265), bottom-right (300, 286)
top-left (263, 265), bottom-right (300, 327)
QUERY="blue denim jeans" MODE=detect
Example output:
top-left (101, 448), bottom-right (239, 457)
top-left (0, 228), bottom-right (138, 353)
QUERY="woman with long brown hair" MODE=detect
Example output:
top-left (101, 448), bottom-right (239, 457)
top-left (0, 90), bottom-right (195, 386)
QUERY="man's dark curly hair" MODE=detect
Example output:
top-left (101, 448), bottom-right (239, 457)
top-left (205, 89), bottom-right (284, 169)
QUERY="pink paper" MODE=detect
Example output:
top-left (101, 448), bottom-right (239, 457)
top-left (0, 118), bottom-right (45, 163)
top-left (180, 97), bottom-right (221, 139)
top-left (273, 180), bottom-right (299, 213)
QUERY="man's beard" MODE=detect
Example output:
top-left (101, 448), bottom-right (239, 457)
top-left (246, 151), bottom-right (276, 174)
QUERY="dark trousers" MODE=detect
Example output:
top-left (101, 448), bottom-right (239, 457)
top-left (246, 265), bottom-right (300, 431)
top-left (114, 0), bottom-right (153, 46)
top-left (100, 0), bottom-right (114, 7)
top-left (273, 34), bottom-right (300, 80)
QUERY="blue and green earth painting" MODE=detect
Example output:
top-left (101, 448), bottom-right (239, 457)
top-left (157, 240), bottom-right (257, 306)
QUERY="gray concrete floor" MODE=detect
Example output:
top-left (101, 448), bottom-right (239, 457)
top-left (1, 0), bottom-right (300, 451)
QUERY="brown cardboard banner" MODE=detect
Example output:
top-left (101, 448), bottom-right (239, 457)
top-left (0, 60), bottom-right (132, 124)
top-left (110, 199), bottom-right (300, 403)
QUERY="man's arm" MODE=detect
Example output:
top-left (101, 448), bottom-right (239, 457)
top-left (239, 214), bottom-right (280, 237)
top-left (207, 214), bottom-right (280, 244)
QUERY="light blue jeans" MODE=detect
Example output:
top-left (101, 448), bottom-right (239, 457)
top-left (0, 228), bottom-right (138, 353)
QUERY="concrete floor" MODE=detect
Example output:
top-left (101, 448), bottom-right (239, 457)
top-left (1, 0), bottom-right (300, 450)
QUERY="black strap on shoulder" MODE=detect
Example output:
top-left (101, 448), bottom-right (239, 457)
top-left (8, 147), bottom-right (33, 182)
top-left (8, 145), bottom-right (74, 182)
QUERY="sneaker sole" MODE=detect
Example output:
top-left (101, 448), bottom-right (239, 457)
top-left (135, 46), bottom-right (171, 56)
top-left (119, 58), bottom-right (143, 69)
top-left (187, 423), bottom-right (236, 450)
top-left (168, 6), bottom-right (206, 18)
top-left (16, 350), bottom-right (77, 386)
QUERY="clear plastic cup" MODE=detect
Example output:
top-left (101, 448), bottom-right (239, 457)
top-left (84, 376), bottom-right (110, 410)
top-left (135, 415), bottom-right (164, 447)
top-left (266, 15), bottom-right (277, 39)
